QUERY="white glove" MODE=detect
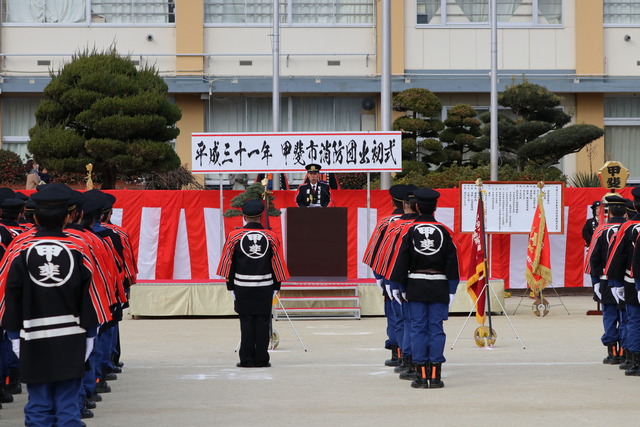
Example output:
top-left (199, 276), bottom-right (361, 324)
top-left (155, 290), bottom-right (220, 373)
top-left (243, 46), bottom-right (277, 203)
top-left (401, 292), bottom-right (407, 301)
top-left (230, 290), bottom-right (236, 301)
top-left (85, 337), bottom-right (95, 362)
top-left (273, 290), bottom-right (278, 298)
top-left (392, 289), bottom-right (401, 303)
top-left (612, 288), bottom-right (620, 304)
top-left (594, 283), bottom-right (602, 300)
top-left (615, 286), bottom-right (625, 302)
top-left (637, 290), bottom-right (640, 303)
top-left (449, 294), bottom-right (455, 309)
top-left (375, 278), bottom-right (383, 291)
top-left (385, 284), bottom-right (393, 300)
top-left (11, 339), bottom-right (19, 358)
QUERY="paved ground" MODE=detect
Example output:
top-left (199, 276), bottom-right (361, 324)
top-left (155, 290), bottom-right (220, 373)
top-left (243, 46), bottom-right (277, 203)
top-left (2, 294), bottom-right (640, 427)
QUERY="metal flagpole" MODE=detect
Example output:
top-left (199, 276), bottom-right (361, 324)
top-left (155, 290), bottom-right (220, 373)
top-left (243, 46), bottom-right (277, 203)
top-left (271, 0), bottom-right (281, 190)
top-left (490, 0), bottom-right (498, 181)
top-left (379, 0), bottom-right (391, 190)
top-left (451, 179), bottom-right (525, 349)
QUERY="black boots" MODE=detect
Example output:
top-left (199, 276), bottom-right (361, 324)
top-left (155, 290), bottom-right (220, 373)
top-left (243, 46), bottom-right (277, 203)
top-left (619, 348), bottom-right (633, 370)
top-left (5, 368), bottom-right (21, 395)
top-left (0, 384), bottom-right (13, 404)
top-left (410, 363), bottom-right (445, 389)
top-left (625, 352), bottom-right (640, 376)
top-left (603, 343), bottom-right (621, 365)
top-left (394, 355), bottom-right (412, 374)
top-left (384, 345), bottom-right (401, 367)
top-left (399, 362), bottom-right (417, 381)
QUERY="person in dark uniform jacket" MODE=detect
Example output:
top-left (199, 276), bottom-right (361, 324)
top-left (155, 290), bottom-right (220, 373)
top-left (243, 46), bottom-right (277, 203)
top-left (606, 189), bottom-right (640, 372)
top-left (388, 188), bottom-right (460, 389)
top-left (0, 186), bottom-right (109, 427)
top-left (217, 200), bottom-right (290, 368)
top-left (296, 164), bottom-right (331, 207)
top-left (587, 195), bottom-right (627, 365)
top-left (582, 200), bottom-right (601, 246)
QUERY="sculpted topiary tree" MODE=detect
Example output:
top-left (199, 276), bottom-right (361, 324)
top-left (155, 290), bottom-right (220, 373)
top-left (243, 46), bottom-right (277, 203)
top-left (478, 78), bottom-right (604, 170)
top-left (28, 47), bottom-right (182, 189)
top-left (392, 88), bottom-right (445, 170)
top-left (438, 103), bottom-right (484, 167)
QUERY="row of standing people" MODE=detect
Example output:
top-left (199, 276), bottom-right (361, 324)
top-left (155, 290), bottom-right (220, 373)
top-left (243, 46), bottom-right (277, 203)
top-left (586, 189), bottom-right (640, 376)
top-left (0, 184), bottom-right (137, 426)
top-left (362, 184), bottom-right (460, 389)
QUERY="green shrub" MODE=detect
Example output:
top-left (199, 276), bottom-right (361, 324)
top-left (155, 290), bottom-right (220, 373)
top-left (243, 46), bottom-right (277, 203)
top-left (0, 149), bottom-right (26, 185)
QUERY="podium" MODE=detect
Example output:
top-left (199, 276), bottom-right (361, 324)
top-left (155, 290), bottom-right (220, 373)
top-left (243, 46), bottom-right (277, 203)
top-left (286, 207), bottom-right (348, 277)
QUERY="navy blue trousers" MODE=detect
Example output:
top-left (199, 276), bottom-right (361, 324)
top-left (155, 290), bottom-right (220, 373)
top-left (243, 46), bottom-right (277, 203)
top-left (400, 300), bottom-right (412, 357)
top-left (601, 303), bottom-right (623, 345)
top-left (25, 378), bottom-right (83, 427)
top-left (626, 304), bottom-right (640, 352)
top-left (408, 300), bottom-right (449, 364)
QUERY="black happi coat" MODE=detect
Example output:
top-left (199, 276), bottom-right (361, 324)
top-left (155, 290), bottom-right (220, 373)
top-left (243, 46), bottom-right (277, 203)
top-left (589, 217), bottom-right (626, 306)
top-left (1, 229), bottom-right (100, 384)
top-left (219, 223), bottom-right (287, 315)
top-left (389, 214), bottom-right (459, 304)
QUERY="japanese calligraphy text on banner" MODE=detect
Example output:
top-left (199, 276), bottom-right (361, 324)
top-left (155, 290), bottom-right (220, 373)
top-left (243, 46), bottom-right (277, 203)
top-left (191, 132), bottom-right (403, 173)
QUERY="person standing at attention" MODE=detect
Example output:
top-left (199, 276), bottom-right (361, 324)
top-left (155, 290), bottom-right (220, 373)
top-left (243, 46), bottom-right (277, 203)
top-left (216, 200), bottom-right (289, 368)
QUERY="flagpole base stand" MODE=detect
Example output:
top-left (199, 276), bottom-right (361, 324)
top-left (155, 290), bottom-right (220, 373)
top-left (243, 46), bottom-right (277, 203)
top-left (474, 326), bottom-right (497, 347)
top-left (586, 302), bottom-right (602, 316)
top-left (532, 298), bottom-right (550, 317)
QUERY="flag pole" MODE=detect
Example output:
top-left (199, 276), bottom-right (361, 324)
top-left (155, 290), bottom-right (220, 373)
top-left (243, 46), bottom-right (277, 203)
top-left (476, 178), bottom-right (494, 340)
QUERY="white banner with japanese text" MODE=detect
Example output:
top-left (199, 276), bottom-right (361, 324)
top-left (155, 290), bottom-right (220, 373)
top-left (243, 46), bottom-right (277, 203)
top-left (191, 131), bottom-right (402, 173)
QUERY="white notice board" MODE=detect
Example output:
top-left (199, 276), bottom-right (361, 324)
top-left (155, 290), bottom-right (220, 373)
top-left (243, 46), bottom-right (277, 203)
top-left (460, 182), bottom-right (564, 234)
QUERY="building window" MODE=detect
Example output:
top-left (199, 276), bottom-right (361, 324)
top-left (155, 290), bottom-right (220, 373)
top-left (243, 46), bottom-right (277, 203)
top-left (604, 0), bottom-right (640, 25)
top-left (204, 0), bottom-right (374, 25)
top-left (3, 0), bottom-right (86, 23)
top-left (416, 0), bottom-right (562, 26)
top-left (91, 0), bottom-right (174, 23)
top-left (604, 97), bottom-right (640, 180)
top-left (2, 0), bottom-right (175, 24)
top-left (1, 98), bottom-right (42, 161)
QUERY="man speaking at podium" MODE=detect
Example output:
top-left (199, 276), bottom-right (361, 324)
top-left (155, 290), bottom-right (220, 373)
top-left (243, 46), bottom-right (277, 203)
top-left (296, 163), bottom-right (331, 207)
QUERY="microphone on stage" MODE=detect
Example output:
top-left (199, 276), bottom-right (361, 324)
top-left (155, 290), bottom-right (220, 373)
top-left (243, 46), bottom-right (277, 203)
top-left (320, 185), bottom-right (331, 207)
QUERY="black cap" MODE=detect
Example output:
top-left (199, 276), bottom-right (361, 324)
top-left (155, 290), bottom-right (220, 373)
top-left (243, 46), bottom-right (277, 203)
top-left (14, 192), bottom-right (29, 202)
top-left (591, 200), bottom-right (601, 209)
top-left (242, 200), bottom-right (264, 218)
top-left (414, 187), bottom-right (440, 201)
top-left (389, 184), bottom-right (407, 202)
top-left (36, 183), bottom-right (80, 211)
top-left (632, 187), bottom-right (640, 202)
top-left (604, 195), bottom-right (626, 205)
top-left (68, 190), bottom-right (84, 211)
top-left (0, 198), bottom-right (25, 211)
top-left (0, 187), bottom-right (16, 203)
top-left (102, 192), bottom-right (116, 211)
top-left (24, 198), bottom-right (35, 212)
top-left (404, 184), bottom-right (418, 202)
top-left (81, 190), bottom-right (106, 216)
top-left (625, 199), bottom-right (637, 214)
top-left (413, 187), bottom-right (440, 209)
top-left (305, 163), bottom-right (322, 173)
top-left (30, 187), bottom-right (70, 208)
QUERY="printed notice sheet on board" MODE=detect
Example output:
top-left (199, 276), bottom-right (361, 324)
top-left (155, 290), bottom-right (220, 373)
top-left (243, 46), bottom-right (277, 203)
top-left (460, 182), bottom-right (564, 234)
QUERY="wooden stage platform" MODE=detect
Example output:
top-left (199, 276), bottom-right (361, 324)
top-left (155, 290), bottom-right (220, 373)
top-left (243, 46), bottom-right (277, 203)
top-left (129, 278), bottom-right (505, 318)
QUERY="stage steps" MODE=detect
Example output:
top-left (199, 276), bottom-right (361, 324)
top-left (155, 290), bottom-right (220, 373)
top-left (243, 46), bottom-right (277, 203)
top-left (274, 281), bottom-right (361, 320)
